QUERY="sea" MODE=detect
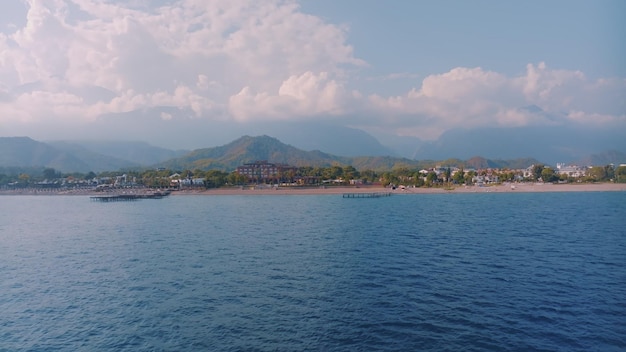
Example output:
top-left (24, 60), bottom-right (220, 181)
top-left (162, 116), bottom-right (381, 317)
top-left (0, 192), bottom-right (625, 351)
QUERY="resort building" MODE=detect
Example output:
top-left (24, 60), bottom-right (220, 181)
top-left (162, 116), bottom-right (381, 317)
top-left (236, 160), bottom-right (297, 183)
top-left (472, 174), bottom-right (500, 185)
top-left (556, 163), bottom-right (587, 178)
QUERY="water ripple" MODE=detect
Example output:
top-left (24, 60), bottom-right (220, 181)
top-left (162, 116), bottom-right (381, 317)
top-left (0, 193), bottom-right (625, 351)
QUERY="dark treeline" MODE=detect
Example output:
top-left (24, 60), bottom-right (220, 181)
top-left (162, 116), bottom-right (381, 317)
top-left (2, 164), bottom-right (626, 190)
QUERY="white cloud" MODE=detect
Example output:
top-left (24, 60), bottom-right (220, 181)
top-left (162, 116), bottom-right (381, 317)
top-left (0, 1), bottom-right (623, 144)
top-left (416, 67), bottom-right (508, 102)
top-left (228, 71), bottom-right (347, 121)
top-left (0, 0), bottom-right (361, 118)
top-left (357, 63), bottom-right (625, 140)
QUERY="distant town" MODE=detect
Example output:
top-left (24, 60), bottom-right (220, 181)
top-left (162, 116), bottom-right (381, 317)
top-left (1, 160), bottom-right (625, 193)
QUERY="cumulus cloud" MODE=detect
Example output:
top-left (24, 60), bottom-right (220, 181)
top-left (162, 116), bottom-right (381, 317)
top-left (0, 1), bottom-right (623, 143)
top-left (0, 0), bottom-right (361, 122)
top-left (229, 71), bottom-right (348, 121)
top-left (359, 63), bottom-right (625, 140)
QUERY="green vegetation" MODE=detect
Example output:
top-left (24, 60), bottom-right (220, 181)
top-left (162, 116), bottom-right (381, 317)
top-left (2, 162), bottom-right (623, 191)
top-left (616, 166), bottom-right (626, 183)
top-left (582, 165), bottom-right (618, 183)
top-left (155, 136), bottom-right (545, 173)
top-left (1, 136), bottom-right (623, 190)
top-left (541, 167), bottom-right (558, 183)
top-left (3, 136), bottom-right (625, 180)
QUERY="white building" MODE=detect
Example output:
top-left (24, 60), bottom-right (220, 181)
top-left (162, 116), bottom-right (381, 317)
top-left (556, 163), bottom-right (587, 178)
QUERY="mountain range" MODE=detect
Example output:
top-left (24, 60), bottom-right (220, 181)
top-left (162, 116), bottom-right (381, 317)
top-left (1, 135), bottom-right (624, 175)
top-left (411, 125), bottom-right (626, 163)
top-left (157, 135), bottom-right (424, 171)
top-left (0, 137), bottom-right (187, 173)
top-left (36, 106), bottom-right (626, 165)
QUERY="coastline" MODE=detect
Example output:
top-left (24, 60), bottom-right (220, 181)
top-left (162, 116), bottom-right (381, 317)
top-left (1, 183), bottom-right (625, 196)
top-left (173, 182), bottom-right (626, 195)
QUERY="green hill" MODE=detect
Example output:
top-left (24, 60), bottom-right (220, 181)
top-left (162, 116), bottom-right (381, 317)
top-left (159, 135), bottom-right (337, 170)
top-left (158, 135), bottom-right (433, 172)
top-left (157, 135), bottom-right (542, 172)
top-left (0, 135), bottom-right (545, 174)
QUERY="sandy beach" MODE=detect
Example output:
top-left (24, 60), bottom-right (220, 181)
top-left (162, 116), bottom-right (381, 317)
top-left (173, 183), bottom-right (626, 196)
top-left (1, 183), bottom-right (625, 196)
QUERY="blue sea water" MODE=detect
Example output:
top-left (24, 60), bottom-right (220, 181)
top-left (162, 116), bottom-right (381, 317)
top-left (0, 192), bottom-right (625, 351)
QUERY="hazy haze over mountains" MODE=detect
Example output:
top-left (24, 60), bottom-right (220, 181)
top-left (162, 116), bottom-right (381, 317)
top-left (411, 126), bottom-right (626, 165)
top-left (2, 135), bottom-right (624, 175)
top-left (0, 1), bottom-right (624, 164)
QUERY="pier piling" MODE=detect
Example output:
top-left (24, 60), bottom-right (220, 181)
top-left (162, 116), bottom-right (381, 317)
top-left (342, 192), bottom-right (391, 198)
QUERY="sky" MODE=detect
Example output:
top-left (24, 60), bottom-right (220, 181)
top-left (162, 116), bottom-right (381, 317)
top-left (0, 0), bottom-right (624, 150)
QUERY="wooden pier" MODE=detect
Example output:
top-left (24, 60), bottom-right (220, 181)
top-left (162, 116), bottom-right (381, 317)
top-left (342, 192), bottom-right (391, 198)
top-left (90, 191), bottom-right (170, 202)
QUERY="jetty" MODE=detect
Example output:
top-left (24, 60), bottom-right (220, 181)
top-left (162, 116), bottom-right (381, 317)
top-left (342, 192), bottom-right (391, 198)
top-left (90, 190), bottom-right (170, 202)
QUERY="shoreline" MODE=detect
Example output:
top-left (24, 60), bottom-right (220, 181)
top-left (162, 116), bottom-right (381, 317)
top-left (176, 183), bottom-right (626, 195)
top-left (1, 183), bottom-right (625, 196)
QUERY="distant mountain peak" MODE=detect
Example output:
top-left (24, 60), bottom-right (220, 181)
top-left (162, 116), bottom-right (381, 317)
top-left (573, 150), bottom-right (626, 166)
top-left (0, 137), bottom-right (187, 172)
top-left (157, 135), bottom-right (541, 172)
top-left (0, 136), bottom-right (90, 172)
top-left (466, 156), bottom-right (492, 169)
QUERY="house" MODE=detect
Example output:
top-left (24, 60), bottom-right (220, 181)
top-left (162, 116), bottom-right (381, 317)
top-left (472, 174), bottom-right (499, 185)
top-left (169, 173), bottom-right (206, 188)
top-left (556, 163), bottom-right (587, 178)
top-left (523, 165), bottom-right (536, 179)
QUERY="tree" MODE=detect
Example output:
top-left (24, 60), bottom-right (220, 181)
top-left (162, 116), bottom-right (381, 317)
top-left (616, 166), bottom-right (626, 183)
top-left (413, 172), bottom-right (425, 187)
top-left (205, 170), bottom-right (228, 188)
top-left (558, 172), bottom-right (572, 183)
top-left (588, 166), bottom-right (607, 181)
top-left (443, 167), bottom-right (452, 183)
top-left (360, 170), bottom-right (378, 183)
top-left (343, 165), bottom-right (359, 181)
top-left (141, 169), bottom-right (171, 188)
top-left (380, 172), bottom-right (398, 187)
top-left (604, 165), bottom-right (615, 181)
top-left (499, 170), bottom-right (515, 182)
top-left (311, 167), bottom-right (324, 177)
top-left (84, 171), bottom-right (97, 180)
top-left (193, 169), bottom-right (206, 179)
top-left (18, 173), bottom-right (30, 184)
top-left (531, 164), bottom-right (545, 181)
top-left (465, 170), bottom-right (476, 185)
top-left (43, 168), bottom-right (57, 180)
top-left (330, 166), bottom-right (344, 180)
top-left (541, 167), bottom-right (557, 183)
top-left (228, 171), bottom-right (247, 185)
top-left (452, 168), bottom-right (464, 184)
top-left (426, 171), bottom-right (438, 186)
